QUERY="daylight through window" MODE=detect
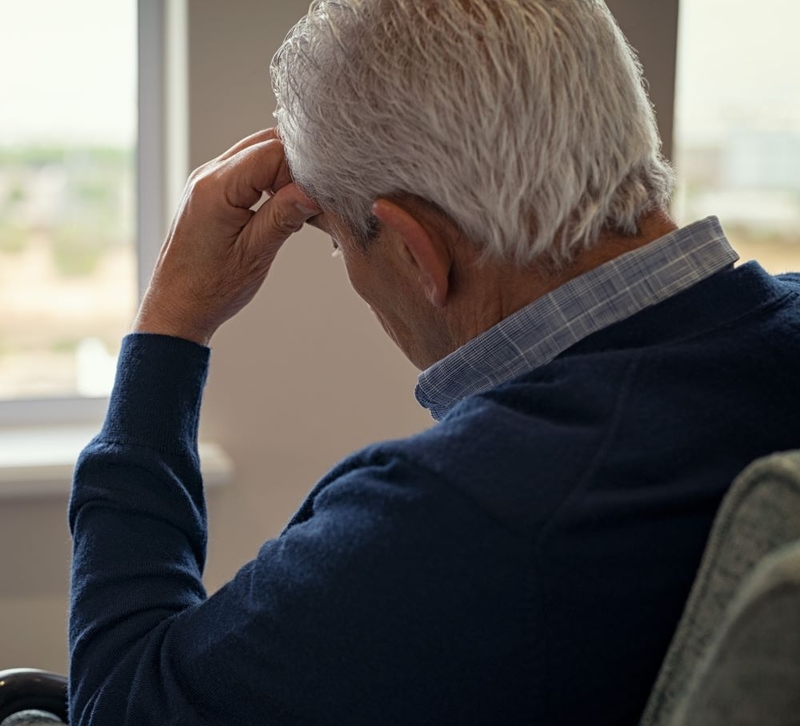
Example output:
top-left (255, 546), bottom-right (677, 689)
top-left (674, 0), bottom-right (800, 272)
top-left (0, 0), bottom-right (137, 401)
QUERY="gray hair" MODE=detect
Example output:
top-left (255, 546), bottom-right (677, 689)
top-left (271, 0), bottom-right (675, 267)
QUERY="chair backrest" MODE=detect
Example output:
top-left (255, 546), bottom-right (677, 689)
top-left (639, 450), bottom-right (800, 726)
top-left (670, 538), bottom-right (800, 726)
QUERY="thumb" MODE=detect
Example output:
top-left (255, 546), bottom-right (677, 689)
top-left (241, 183), bottom-right (320, 258)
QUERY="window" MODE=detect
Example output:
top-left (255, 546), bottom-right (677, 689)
top-left (0, 1), bottom-right (201, 486)
top-left (0, 0), bottom-right (183, 429)
top-left (0, 0), bottom-right (138, 403)
top-left (674, 0), bottom-right (800, 272)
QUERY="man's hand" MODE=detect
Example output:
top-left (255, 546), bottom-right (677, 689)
top-left (133, 128), bottom-right (320, 346)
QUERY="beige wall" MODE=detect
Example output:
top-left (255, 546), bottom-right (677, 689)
top-left (607, 0), bottom-right (680, 162)
top-left (0, 0), bottom-right (679, 674)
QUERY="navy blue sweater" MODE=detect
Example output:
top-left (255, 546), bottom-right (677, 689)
top-left (69, 262), bottom-right (800, 725)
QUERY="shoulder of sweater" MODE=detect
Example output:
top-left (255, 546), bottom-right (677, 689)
top-left (310, 355), bottom-right (639, 536)
top-left (300, 266), bottom-right (800, 537)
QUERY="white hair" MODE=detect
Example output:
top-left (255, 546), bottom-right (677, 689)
top-left (271, 0), bottom-right (675, 267)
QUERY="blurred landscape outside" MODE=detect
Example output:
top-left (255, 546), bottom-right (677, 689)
top-left (673, 0), bottom-right (800, 271)
top-left (0, 0), bottom-right (136, 400)
top-left (1, 0), bottom-right (799, 402)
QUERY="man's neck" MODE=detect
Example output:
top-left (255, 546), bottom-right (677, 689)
top-left (441, 208), bottom-right (679, 363)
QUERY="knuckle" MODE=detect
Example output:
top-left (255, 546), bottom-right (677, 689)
top-left (187, 160), bottom-right (222, 190)
top-left (188, 163), bottom-right (208, 182)
top-left (189, 170), bottom-right (217, 197)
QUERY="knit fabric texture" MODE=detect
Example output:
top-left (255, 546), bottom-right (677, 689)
top-left (69, 262), bottom-right (800, 725)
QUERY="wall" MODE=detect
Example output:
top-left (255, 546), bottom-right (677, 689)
top-left (608, 0), bottom-right (680, 162)
top-left (0, 0), bottom-right (679, 674)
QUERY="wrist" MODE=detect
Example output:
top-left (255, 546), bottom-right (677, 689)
top-left (133, 305), bottom-right (213, 347)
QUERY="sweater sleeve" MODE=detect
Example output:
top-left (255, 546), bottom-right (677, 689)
top-left (68, 335), bottom-right (527, 726)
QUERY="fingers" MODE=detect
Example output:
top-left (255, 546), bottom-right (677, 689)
top-left (195, 129), bottom-right (305, 213)
top-left (217, 128), bottom-right (294, 193)
top-left (272, 155), bottom-right (293, 194)
top-left (216, 128), bottom-right (280, 163)
top-left (220, 139), bottom-right (288, 210)
top-left (240, 182), bottom-right (320, 259)
top-left (222, 139), bottom-right (318, 213)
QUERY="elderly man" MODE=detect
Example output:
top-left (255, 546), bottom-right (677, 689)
top-left (69, 1), bottom-right (800, 724)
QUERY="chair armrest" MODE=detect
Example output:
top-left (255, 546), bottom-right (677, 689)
top-left (0, 670), bottom-right (67, 723)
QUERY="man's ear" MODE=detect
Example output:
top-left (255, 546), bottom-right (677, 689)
top-left (371, 199), bottom-right (450, 308)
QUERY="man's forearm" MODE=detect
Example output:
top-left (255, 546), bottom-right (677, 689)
top-left (68, 334), bottom-right (211, 725)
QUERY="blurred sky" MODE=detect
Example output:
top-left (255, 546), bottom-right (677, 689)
top-left (0, 0), bottom-right (136, 146)
top-left (676, 0), bottom-right (800, 142)
top-left (0, 0), bottom-right (797, 147)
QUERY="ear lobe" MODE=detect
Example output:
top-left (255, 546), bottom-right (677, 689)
top-left (371, 199), bottom-right (450, 308)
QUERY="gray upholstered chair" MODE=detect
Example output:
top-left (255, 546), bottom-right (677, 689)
top-left (640, 450), bottom-right (800, 726)
top-left (670, 538), bottom-right (800, 726)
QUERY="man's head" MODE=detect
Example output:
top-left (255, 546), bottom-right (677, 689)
top-left (270, 0), bottom-right (676, 368)
top-left (272, 0), bottom-right (673, 368)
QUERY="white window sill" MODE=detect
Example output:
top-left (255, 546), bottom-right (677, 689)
top-left (0, 426), bottom-right (233, 499)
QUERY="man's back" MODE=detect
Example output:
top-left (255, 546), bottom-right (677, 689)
top-left (69, 264), bottom-right (800, 726)
top-left (289, 260), bottom-right (800, 724)
top-left (69, 259), bottom-right (800, 725)
top-left (415, 261), bottom-right (800, 723)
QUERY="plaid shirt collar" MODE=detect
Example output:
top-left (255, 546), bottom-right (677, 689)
top-left (415, 216), bottom-right (739, 421)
